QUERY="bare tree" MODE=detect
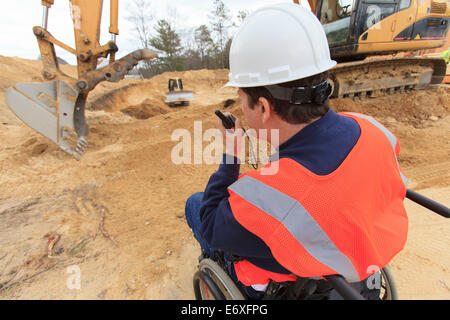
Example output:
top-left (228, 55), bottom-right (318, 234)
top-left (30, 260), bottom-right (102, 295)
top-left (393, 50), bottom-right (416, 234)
top-left (237, 9), bottom-right (250, 25)
top-left (195, 25), bottom-right (214, 69)
top-left (209, 0), bottom-right (232, 68)
top-left (126, 0), bottom-right (153, 48)
top-left (126, 0), bottom-right (154, 76)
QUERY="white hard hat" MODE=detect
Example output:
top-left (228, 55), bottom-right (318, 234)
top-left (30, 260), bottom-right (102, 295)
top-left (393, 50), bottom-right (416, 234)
top-left (225, 3), bottom-right (336, 88)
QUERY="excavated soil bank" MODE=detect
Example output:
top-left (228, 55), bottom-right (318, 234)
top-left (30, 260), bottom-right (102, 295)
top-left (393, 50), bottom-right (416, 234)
top-left (332, 86), bottom-right (450, 128)
top-left (121, 100), bottom-right (170, 120)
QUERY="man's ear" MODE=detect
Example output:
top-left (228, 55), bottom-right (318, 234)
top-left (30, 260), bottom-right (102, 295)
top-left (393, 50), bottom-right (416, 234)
top-left (258, 97), bottom-right (272, 124)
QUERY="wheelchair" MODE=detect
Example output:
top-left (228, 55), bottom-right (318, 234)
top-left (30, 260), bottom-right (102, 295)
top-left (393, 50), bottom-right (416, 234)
top-left (193, 251), bottom-right (398, 300)
top-left (192, 187), bottom-right (449, 300)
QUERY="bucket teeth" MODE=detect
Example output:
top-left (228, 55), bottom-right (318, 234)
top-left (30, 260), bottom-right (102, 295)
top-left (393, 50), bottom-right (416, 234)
top-left (73, 137), bottom-right (88, 161)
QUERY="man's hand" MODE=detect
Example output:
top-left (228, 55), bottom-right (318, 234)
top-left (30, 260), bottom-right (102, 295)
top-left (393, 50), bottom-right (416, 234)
top-left (217, 113), bottom-right (245, 160)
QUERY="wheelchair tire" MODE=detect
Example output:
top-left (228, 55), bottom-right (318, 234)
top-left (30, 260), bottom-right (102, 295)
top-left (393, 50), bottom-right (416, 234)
top-left (380, 265), bottom-right (398, 300)
top-left (194, 258), bottom-right (246, 300)
top-left (193, 270), bottom-right (226, 300)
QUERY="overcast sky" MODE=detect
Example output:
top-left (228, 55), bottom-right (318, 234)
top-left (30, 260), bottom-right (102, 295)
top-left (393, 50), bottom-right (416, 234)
top-left (0, 0), bottom-right (308, 65)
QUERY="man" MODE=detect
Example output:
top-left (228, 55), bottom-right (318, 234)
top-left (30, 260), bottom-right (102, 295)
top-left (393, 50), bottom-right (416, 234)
top-left (185, 3), bottom-right (408, 299)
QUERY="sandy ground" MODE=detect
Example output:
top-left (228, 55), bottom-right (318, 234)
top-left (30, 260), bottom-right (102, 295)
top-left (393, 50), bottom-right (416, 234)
top-left (0, 55), bottom-right (448, 300)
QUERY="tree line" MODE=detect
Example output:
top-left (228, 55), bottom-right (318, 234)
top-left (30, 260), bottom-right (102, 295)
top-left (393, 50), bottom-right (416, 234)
top-left (127, 0), bottom-right (249, 78)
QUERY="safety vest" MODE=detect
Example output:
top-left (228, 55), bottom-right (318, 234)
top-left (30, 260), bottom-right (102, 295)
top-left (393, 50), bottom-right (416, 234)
top-left (228, 112), bottom-right (408, 286)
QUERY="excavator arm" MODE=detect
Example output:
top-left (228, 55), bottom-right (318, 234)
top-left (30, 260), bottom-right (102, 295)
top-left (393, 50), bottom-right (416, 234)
top-left (5, 0), bottom-right (157, 159)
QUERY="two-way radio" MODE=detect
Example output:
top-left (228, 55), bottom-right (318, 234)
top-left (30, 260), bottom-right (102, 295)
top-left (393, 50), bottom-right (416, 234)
top-left (214, 110), bottom-right (258, 169)
top-left (215, 110), bottom-right (236, 130)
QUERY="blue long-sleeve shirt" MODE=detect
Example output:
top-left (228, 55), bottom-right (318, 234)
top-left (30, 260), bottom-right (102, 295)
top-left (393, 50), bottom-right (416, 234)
top-left (199, 110), bottom-right (361, 274)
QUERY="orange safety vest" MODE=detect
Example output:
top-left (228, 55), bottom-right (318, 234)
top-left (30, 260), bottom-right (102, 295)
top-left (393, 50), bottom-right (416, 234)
top-left (228, 112), bottom-right (408, 286)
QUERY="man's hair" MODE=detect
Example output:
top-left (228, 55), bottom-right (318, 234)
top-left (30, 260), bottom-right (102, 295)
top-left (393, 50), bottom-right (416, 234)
top-left (241, 71), bottom-right (330, 124)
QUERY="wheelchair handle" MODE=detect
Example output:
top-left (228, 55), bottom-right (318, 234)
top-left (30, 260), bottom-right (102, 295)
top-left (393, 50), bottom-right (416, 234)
top-left (324, 275), bottom-right (365, 300)
top-left (406, 189), bottom-right (450, 218)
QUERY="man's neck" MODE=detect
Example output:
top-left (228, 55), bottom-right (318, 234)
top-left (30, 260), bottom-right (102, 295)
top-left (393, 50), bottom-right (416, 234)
top-left (270, 117), bottom-right (321, 148)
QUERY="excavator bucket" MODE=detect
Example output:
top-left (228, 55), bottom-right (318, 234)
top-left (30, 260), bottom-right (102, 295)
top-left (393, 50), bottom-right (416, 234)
top-left (5, 80), bottom-right (88, 160)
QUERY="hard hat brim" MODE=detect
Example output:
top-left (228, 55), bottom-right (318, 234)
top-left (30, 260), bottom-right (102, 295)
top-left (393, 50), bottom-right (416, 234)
top-left (224, 60), bottom-right (337, 88)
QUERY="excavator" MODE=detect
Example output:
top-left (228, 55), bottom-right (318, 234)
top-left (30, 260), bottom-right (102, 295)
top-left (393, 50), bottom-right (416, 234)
top-left (302, 0), bottom-right (449, 98)
top-left (4, 0), bottom-right (449, 160)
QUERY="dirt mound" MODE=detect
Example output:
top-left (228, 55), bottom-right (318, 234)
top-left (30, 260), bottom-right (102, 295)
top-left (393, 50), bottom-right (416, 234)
top-left (0, 55), bottom-right (77, 90)
top-left (121, 99), bottom-right (170, 120)
top-left (88, 69), bottom-right (234, 113)
top-left (332, 86), bottom-right (450, 128)
top-left (151, 69), bottom-right (230, 90)
top-left (89, 81), bottom-right (164, 112)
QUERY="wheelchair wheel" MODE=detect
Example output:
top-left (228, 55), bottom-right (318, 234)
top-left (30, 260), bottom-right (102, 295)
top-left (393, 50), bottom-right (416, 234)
top-left (193, 258), bottom-right (246, 300)
top-left (380, 265), bottom-right (398, 300)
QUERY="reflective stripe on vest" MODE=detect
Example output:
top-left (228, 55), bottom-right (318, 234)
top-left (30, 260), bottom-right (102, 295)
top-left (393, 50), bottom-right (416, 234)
top-left (345, 112), bottom-right (408, 188)
top-left (229, 175), bottom-right (360, 281)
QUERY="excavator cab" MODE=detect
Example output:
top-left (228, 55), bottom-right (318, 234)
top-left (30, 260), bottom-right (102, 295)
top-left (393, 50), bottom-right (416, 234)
top-left (313, 0), bottom-right (449, 60)
top-left (319, 0), bottom-right (355, 49)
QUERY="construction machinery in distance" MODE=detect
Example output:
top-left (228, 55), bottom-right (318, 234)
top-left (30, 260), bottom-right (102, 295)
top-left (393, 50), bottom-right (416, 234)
top-left (4, 0), bottom-right (449, 160)
top-left (165, 78), bottom-right (194, 107)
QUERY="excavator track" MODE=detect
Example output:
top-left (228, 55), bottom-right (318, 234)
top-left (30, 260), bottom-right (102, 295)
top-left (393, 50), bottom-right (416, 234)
top-left (329, 57), bottom-right (447, 99)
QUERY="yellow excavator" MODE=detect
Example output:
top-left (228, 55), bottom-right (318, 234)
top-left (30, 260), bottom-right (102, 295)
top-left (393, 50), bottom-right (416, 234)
top-left (4, 0), bottom-right (449, 160)
top-left (302, 0), bottom-right (449, 98)
top-left (5, 0), bottom-right (157, 160)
